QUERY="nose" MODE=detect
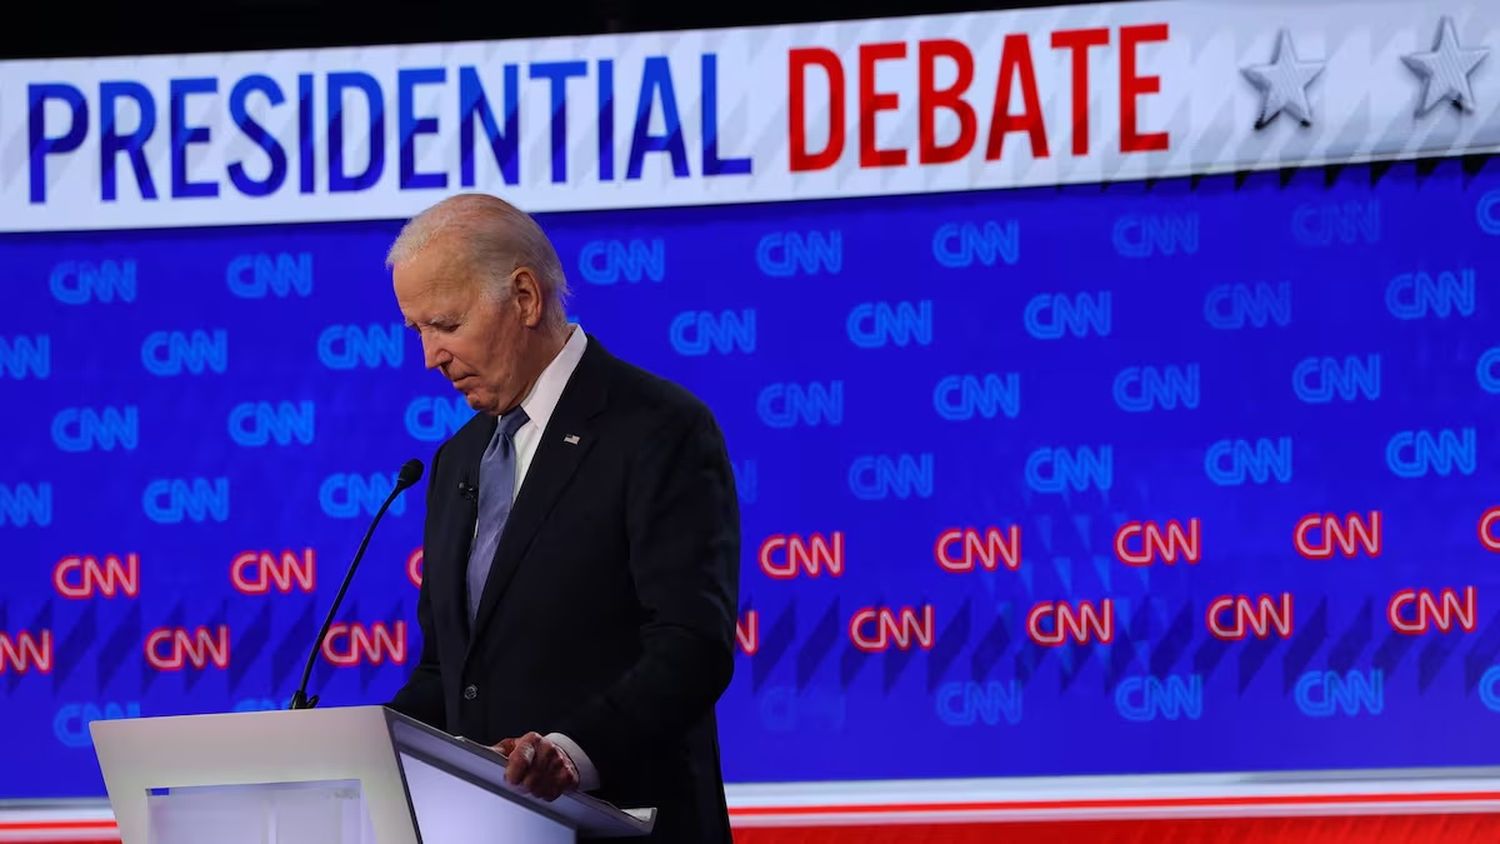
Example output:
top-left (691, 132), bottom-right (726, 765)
top-left (420, 333), bottom-right (447, 371)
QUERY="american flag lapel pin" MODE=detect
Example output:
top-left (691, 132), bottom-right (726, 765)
top-left (563, 434), bottom-right (581, 445)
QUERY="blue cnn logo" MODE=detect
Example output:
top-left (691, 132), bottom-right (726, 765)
top-left (1025, 445), bottom-right (1112, 493)
top-left (1292, 200), bottom-right (1380, 246)
top-left (405, 396), bottom-right (475, 442)
top-left (670, 310), bottom-right (756, 355)
top-left (228, 401), bottom-right (315, 446)
top-left (848, 453), bottom-right (934, 500)
top-left (142, 330), bottom-right (227, 376)
top-left (1386, 269), bottom-right (1475, 320)
top-left (0, 335), bottom-right (51, 379)
top-left (1479, 191), bottom-right (1500, 235)
top-left (578, 239), bottom-right (665, 284)
top-left (52, 406), bottom-right (139, 452)
top-left (759, 686), bottom-right (847, 732)
top-left (1293, 354), bottom-right (1380, 403)
top-left (1205, 437), bottom-right (1292, 485)
top-left (756, 230), bottom-right (842, 277)
top-left (1112, 213), bottom-right (1198, 257)
top-left (54, 701), bottom-right (140, 748)
top-left (1479, 348), bottom-right (1500, 394)
top-left (318, 324), bottom-right (403, 369)
top-left (1024, 292), bottom-right (1110, 339)
top-left (932, 220), bottom-right (1020, 268)
top-left (227, 252), bottom-right (314, 298)
top-left (1114, 364), bottom-right (1200, 412)
top-left (1387, 428), bottom-right (1476, 478)
top-left (1480, 666), bottom-right (1500, 712)
top-left (320, 473), bottom-right (408, 518)
top-left (1295, 669), bottom-right (1383, 717)
top-left (0, 482), bottom-right (52, 527)
top-left (933, 373), bottom-right (1020, 421)
top-left (50, 260), bottom-right (137, 305)
top-left (936, 681), bottom-right (1022, 726)
top-left (847, 301), bottom-right (932, 348)
top-left (143, 478), bottom-right (230, 523)
top-left (757, 381), bottom-right (843, 428)
top-left (1204, 282), bottom-right (1290, 329)
top-left (1116, 675), bottom-right (1203, 722)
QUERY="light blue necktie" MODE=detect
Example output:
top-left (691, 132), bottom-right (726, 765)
top-left (467, 408), bottom-right (529, 624)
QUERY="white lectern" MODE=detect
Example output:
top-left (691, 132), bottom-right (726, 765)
top-left (90, 705), bottom-right (655, 843)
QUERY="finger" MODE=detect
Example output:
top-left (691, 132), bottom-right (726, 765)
top-left (531, 768), bottom-right (564, 801)
top-left (521, 741), bottom-right (560, 795)
top-left (537, 744), bottom-right (578, 801)
top-left (534, 777), bottom-right (564, 802)
top-left (505, 733), bottom-right (540, 786)
top-left (496, 738), bottom-right (516, 755)
top-left (553, 748), bottom-right (579, 797)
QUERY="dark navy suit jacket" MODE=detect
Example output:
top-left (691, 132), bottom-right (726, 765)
top-left (390, 335), bottom-right (739, 843)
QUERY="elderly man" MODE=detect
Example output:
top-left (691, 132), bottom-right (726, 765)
top-left (385, 193), bottom-right (739, 843)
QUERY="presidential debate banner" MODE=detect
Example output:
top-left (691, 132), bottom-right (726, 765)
top-left (3, 0), bottom-right (1500, 232)
top-left (3, 0), bottom-right (1500, 801)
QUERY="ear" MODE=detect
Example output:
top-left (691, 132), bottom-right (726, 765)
top-left (510, 268), bottom-right (544, 328)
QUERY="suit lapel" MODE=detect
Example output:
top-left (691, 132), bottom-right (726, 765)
top-left (467, 338), bottom-right (610, 652)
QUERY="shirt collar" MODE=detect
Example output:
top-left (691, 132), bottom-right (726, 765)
top-left (506, 324), bottom-right (587, 435)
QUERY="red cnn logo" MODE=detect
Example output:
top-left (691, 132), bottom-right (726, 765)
top-left (408, 548), bottom-right (424, 588)
top-left (1027, 599), bottom-right (1113, 646)
top-left (1480, 508), bottom-right (1500, 553)
top-left (760, 532), bottom-right (844, 578)
top-left (1388, 587), bottom-right (1477, 635)
top-left (1295, 511), bottom-right (1382, 559)
top-left (736, 610), bottom-right (759, 656)
top-left (0, 630), bottom-right (53, 674)
top-left (322, 621), bottom-right (407, 667)
top-left (145, 626), bottom-right (231, 670)
top-left (231, 549), bottom-right (315, 594)
top-left (849, 605), bottom-right (935, 652)
top-left (54, 554), bottom-right (140, 599)
top-left (1207, 593), bottom-right (1293, 640)
top-left (935, 526), bottom-right (1020, 572)
top-left (1115, 518), bottom-right (1200, 566)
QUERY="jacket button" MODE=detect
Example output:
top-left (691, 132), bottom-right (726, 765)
top-left (463, 684), bottom-right (478, 701)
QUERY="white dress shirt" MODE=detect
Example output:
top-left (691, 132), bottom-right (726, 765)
top-left (478, 324), bottom-right (601, 791)
top-left (503, 322), bottom-right (588, 501)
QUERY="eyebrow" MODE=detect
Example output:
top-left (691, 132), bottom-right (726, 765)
top-left (406, 314), bottom-right (460, 330)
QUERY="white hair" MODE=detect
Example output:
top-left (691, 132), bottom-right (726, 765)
top-left (385, 193), bottom-right (571, 329)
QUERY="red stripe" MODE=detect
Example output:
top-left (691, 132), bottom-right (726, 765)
top-left (732, 814), bottom-right (1500, 844)
top-left (8, 791), bottom-right (1500, 832)
top-left (728, 790), bottom-right (1500, 816)
top-left (0, 820), bottom-right (117, 831)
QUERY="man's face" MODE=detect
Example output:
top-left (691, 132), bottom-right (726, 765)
top-left (393, 237), bottom-right (529, 415)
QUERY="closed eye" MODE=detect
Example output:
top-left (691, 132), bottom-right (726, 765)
top-left (406, 317), bottom-right (459, 333)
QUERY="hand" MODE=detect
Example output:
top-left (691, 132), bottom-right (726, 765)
top-left (494, 732), bottom-right (580, 801)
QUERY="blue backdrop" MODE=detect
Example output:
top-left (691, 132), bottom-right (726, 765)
top-left (3, 159), bottom-right (1499, 798)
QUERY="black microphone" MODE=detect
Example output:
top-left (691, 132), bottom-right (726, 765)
top-left (458, 479), bottom-right (478, 502)
top-left (289, 458), bottom-right (424, 710)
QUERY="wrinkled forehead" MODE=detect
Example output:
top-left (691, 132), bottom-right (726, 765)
top-left (393, 236), bottom-right (482, 307)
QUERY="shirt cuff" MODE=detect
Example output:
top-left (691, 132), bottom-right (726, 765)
top-left (546, 732), bottom-right (601, 792)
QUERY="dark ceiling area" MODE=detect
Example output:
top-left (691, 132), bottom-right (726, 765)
top-left (3, 0), bottom-right (1129, 60)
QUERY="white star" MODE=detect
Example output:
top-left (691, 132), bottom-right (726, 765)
top-left (1242, 30), bottom-right (1325, 129)
top-left (1403, 17), bottom-right (1489, 116)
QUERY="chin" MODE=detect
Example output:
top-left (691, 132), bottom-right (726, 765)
top-left (464, 391), bottom-right (498, 414)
